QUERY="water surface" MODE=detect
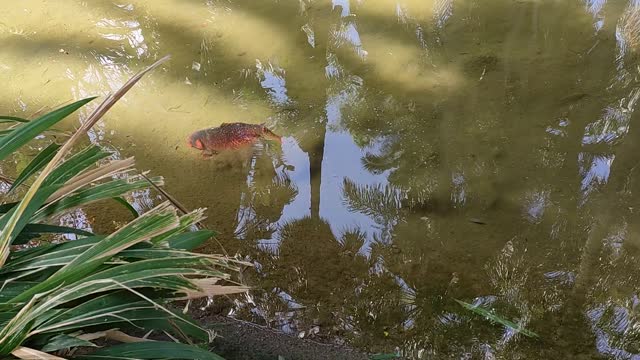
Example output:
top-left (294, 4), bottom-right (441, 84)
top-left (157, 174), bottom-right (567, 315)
top-left (2, 0), bottom-right (640, 358)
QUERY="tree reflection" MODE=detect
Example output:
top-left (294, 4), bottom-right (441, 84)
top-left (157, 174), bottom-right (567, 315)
top-left (167, 0), bottom-right (640, 357)
top-left (233, 143), bottom-right (298, 245)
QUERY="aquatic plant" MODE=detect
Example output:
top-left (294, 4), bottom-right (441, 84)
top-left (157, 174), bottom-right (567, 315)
top-left (455, 299), bottom-right (538, 338)
top-left (0, 56), bottom-right (247, 359)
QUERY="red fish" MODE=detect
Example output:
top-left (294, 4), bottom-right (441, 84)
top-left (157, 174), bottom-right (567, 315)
top-left (187, 122), bottom-right (281, 155)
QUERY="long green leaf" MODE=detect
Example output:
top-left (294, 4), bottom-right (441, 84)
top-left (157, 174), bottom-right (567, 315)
top-left (9, 143), bottom-right (61, 192)
top-left (0, 202), bottom-right (17, 214)
top-left (0, 310), bottom-right (18, 328)
top-left (76, 342), bottom-right (225, 360)
top-left (0, 282), bottom-right (39, 302)
top-left (0, 184), bottom-right (60, 251)
top-left (0, 205), bottom-right (182, 351)
top-left (40, 333), bottom-right (96, 352)
top-left (4, 236), bottom-right (102, 270)
top-left (14, 223), bottom-right (94, 245)
top-left (0, 98), bottom-right (94, 162)
top-left (20, 223), bottom-right (94, 237)
top-left (36, 293), bottom-right (161, 331)
top-left (41, 305), bottom-right (190, 335)
top-left (455, 299), bottom-right (538, 338)
top-left (166, 230), bottom-right (215, 251)
top-left (369, 354), bottom-right (400, 360)
top-left (2, 244), bottom-right (202, 276)
top-left (81, 257), bottom-right (224, 284)
top-left (40, 266), bottom-right (221, 306)
top-left (37, 292), bottom-right (209, 341)
top-left (0, 115), bottom-right (29, 123)
top-left (113, 197), bottom-right (139, 218)
top-left (151, 210), bottom-right (206, 245)
top-left (0, 148), bottom-right (134, 231)
top-left (0, 146), bottom-right (108, 255)
top-left (42, 145), bottom-right (110, 188)
top-left (9, 202), bottom-right (179, 303)
top-left (0, 319), bottom-right (33, 355)
top-left (0, 128), bottom-right (17, 136)
top-left (33, 176), bottom-right (164, 221)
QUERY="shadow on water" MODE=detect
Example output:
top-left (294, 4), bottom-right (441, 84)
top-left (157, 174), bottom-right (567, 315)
top-left (4, 0), bottom-right (640, 358)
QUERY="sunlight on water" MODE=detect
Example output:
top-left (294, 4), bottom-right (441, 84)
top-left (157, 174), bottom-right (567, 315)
top-left (3, 0), bottom-right (640, 358)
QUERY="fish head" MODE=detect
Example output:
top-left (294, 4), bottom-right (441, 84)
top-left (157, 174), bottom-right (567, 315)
top-left (187, 130), bottom-right (206, 150)
top-left (260, 125), bottom-right (282, 144)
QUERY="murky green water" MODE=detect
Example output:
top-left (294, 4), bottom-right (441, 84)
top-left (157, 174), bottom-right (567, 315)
top-left (3, 0), bottom-right (640, 358)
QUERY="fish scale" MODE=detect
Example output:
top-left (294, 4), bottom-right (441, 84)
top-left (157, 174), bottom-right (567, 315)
top-left (187, 122), bottom-right (281, 155)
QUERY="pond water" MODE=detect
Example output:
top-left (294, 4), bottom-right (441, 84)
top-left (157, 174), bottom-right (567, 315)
top-left (2, 0), bottom-right (640, 358)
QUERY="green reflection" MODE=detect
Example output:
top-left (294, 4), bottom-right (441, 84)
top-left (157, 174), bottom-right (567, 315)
top-left (2, 0), bottom-right (640, 358)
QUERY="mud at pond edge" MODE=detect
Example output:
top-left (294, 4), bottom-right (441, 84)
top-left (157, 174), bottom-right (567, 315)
top-left (202, 315), bottom-right (369, 360)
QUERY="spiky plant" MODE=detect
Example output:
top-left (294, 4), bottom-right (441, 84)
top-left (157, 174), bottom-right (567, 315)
top-left (0, 56), bottom-right (248, 359)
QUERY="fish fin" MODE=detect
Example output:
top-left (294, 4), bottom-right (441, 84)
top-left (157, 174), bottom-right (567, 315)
top-left (219, 122), bottom-right (233, 127)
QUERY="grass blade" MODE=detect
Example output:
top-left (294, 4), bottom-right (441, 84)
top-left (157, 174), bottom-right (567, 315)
top-left (36, 292), bottom-right (208, 341)
top-left (9, 202), bottom-right (179, 303)
top-left (40, 333), bottom-right (96, 352)
top-left (0, 116), bottom-right (29, 123)
top-left (9, 143), bottom-right (61, 192)
top-left (17, 223), bottom-right (94, 241)
top-left (113, 197), bottom-right (139, 218)
top-left (165, 230), bottom-right (214, 250)
top-left (0, 282), bottom-right (39, 302)
top-left (75, 341), bottom-right (225, 360)
top-left (33, 176), bottom-right (164, 221)
top-left (0, 98), bottom-right (95, 162)
top-left (455, 299), bottom-right (538, 338)
top-left (46, 158), bottom-right (136, 204)
top-left (150, 210), bottom-right (206, 245)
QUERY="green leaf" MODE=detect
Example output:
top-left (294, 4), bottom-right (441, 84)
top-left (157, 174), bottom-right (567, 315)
top-left (9, 202), bottom-right (179, 304)
top-left (76, 341), bottom-right (225, 360)
top-left (0, 282), bottom-right (39, 302)
top-left (21, 223), bottom-right (93, 237)
top-left (0, 184), bottom-right (60, 248)
top-left (33, 176), bottom-right (164, 221)
top-left (42, 145), bottom-right (110, 188)
top-left (166, 230), bottom-right (214, 250)
top-left (9, 143), bottom-right (61, 192)
top-left (0, 202), bottom-right (17, 214)
top-left (82, 256), bottom-right (223, 284)
top-left (0, 128), bottom-right (17, 136)
top-left (0, 115), bottom-right (29, 123)
top-left (13, 223), bottom-right (94, 245)
top-left (41, 333), bottom-right (96, 352)
top-left (36, 293), bottom-right (160, 331)
top-left (455, 299), bottom-right (538, 338)
top-left (0, 319), bottom-right (33, 355)
top-left (0, 147), bottom-right (108, 248)
top-left (118, 247), bottom-right (207, 260)
top-left (4, 236), bottom-right (101, 270)
top-left (3, 245), bottom-right (200, 277)
top-left (0, 97), bottom-right (95, 162)
top-left (369, 354), bottom-right (400, 360)
top-left (151, 210), bottom-right (206, 245)
top-left (6, 246), bottom-right (53, 267)
top-left (0, 310), bottom-right (18, 328)
top-left (37, 292), bottom-right (209, 341)
top-left (113, 197), bottom-right (139, 218)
